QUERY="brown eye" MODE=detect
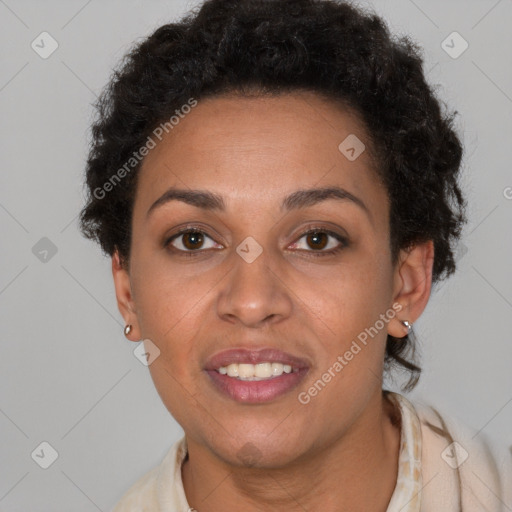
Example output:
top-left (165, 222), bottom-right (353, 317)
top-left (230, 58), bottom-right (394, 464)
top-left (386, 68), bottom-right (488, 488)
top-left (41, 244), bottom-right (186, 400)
top-left (289, 227), bottom-right (348, 256)
top-left (306, 231), bottom-right (328, 250)
top-left (166, 229), bottom-right (220, 254)
top-left (182, 231), bottom-right (204, 250)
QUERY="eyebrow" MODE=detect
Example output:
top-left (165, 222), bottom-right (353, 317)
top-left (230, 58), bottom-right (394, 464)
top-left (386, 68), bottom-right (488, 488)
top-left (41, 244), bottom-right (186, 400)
top-left (146, 185), bottom-right (371, 219)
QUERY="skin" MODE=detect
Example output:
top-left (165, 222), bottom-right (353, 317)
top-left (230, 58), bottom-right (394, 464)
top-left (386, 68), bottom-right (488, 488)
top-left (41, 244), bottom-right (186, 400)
top-left (112, 91), bottom-right (434, 511)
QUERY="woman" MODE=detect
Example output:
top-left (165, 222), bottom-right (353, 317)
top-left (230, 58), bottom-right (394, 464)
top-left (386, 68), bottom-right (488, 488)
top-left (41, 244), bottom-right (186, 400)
top-left (79, 0), bottom-right (511, 510)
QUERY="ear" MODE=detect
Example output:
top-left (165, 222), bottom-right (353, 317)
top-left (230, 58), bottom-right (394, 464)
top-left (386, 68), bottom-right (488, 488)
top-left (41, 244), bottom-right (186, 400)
top-left (388, 240), bottom-right (434, 339)
top-left (112, 250), bottom-right (140, 341)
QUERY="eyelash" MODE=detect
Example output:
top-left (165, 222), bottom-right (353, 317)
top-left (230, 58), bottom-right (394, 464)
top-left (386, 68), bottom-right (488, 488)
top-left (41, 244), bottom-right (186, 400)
top-left (163, 225), bottom-right (349, 258)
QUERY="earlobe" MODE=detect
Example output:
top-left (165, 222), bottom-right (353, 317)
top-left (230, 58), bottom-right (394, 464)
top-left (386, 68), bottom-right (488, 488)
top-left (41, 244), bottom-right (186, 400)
top-left (388, 240), bottom-right (434, 338)
top-left (112, 250), bottom-right (139, 340)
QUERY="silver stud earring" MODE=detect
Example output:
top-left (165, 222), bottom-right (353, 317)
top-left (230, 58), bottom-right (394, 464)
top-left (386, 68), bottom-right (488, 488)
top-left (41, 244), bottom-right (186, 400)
top-left (124, 324), bottom-right (133, 337)
top-left (402, 320), bottom-right (412, 333)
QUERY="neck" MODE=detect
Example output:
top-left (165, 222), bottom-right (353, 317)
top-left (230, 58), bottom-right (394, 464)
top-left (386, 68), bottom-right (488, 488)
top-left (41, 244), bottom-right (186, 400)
top-left (182, 390), bottom-right (401, 512)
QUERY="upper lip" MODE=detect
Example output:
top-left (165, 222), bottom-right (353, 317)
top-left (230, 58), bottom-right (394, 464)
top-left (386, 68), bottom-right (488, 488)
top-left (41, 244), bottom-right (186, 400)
top-left (204, 348), bottom-right (310, 371)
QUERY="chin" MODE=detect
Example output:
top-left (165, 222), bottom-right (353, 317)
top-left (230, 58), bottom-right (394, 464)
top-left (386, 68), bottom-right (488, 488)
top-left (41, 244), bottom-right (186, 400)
top-left (208, 431), bottom-right (308, 470)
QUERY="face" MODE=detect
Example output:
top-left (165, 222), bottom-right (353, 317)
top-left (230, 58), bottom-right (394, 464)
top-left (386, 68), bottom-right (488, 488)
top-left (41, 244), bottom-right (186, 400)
top-left (113, 91), bottom-right (431, 468)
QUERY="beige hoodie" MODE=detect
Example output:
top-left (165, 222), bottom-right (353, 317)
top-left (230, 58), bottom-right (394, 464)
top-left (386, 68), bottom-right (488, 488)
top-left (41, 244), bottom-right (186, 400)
top-left (111, 392), bottom-right (512, 511)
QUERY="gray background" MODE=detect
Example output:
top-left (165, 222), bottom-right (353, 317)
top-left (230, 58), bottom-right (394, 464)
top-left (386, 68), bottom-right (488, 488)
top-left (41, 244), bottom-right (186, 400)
top-left (0, 0), bottom-right (511, 510)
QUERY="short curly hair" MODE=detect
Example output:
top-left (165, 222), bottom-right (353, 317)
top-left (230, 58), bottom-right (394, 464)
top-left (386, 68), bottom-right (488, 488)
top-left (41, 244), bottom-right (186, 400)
top-left (79, 0), bottom-right (467, 391)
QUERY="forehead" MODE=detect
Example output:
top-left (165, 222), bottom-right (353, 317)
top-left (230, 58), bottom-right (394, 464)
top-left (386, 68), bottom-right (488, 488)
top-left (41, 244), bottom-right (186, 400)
top-left (135, 91), bottom-right (387, 217)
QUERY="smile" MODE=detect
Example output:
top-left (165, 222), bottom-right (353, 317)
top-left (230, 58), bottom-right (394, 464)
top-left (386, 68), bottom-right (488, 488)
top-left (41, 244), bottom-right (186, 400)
top-left (204, 348), bottom-right (310, 403)
top-left (217, 362), bottom-right (294, 380)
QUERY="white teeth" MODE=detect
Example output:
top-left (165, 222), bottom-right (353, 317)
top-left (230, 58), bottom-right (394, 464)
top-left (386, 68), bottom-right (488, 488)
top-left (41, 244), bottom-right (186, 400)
top-left (255, 362), bottom-right (271, 378)
top-left (271, 362), bottom-right (281, 376)
top-left (216, 362), bottom-right (296, 380)
top-left (238, 364), bottom-right (254, 378)
top-left (226, 364), bottom-right (239, 377)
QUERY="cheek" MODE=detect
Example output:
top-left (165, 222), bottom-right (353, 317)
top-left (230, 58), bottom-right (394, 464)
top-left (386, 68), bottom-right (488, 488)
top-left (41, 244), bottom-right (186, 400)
top-left (129, 279), bottom-right (205, 411)
top-left (297, 272), bottom-right (392, 415)
top-left (130, 249), bottom-right (209, 341)
top-left (146, 358), bottom-right (202, 432)
top-left (135, 270), bottom-right (206, 416)
top-left (320, 255), bottom-right (392, 325)
top-left (301, 253), bottom-right (393, 378)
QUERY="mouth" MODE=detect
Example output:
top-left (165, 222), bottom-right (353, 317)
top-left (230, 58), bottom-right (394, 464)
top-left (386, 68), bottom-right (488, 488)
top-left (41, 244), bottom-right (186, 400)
top-left (204, 348), bottom-right (310, 404)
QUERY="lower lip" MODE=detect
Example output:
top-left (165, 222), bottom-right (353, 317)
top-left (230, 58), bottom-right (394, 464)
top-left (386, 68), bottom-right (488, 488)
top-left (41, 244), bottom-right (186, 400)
top-left (205, 368), bottom-right (309, 403)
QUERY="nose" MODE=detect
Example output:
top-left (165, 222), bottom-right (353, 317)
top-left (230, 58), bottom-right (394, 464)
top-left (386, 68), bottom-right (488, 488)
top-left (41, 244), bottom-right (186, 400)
top-left (216, 243), bottom-right (293, 328)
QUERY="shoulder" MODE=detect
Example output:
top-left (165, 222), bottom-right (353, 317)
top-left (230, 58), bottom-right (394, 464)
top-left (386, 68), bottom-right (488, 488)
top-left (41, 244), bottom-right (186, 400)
top-left (110, 437), bottom-right (187, 512)
top-left (110, 464), bottom-right (160, 512)
top-left (405, 394), bottom-right (512, 511)
top-left (111, 437), bottom-right (189, 512)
